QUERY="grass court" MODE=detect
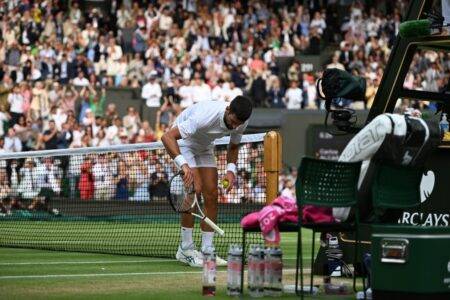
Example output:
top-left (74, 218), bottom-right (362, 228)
top-left (0, 231), bottom-right (358, 299)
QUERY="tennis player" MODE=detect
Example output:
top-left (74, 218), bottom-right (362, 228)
top-left (162, 96), bottom-right (253, 267)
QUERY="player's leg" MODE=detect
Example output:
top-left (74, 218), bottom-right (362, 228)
top-left (198, 166), bottom-right (227, 266)
top-left (180, 167), bottom-right (202, 248)
top-left (198, 167), bottom-right (218, 249)
top-left (176, 147), bottom-right (203, 267)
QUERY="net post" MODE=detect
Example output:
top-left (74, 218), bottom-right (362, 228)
top-left (264, 131), bottom-right (282, 204)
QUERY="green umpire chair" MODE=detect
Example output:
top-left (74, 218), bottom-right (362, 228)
top-left (370, 162), bottom-right (423, 219)
top-left (295, 157), bottom-right (362, 299)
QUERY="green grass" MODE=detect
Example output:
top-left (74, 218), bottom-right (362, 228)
top-left (0, 231), bottom-right (359, 300)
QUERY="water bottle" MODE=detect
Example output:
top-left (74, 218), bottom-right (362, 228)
top-left (440, 113), bottom-right (449, 134)
top-left (270, 247), bottom-right (283, 297)
top-left (263, 247), bottom-right (273, 296)
top-left (202, 247), bottom-right (216, 296)
top-left (248, 245), bottom-right (264, 298)
top-left (255, 246), bottom-right (265, 297)
top-left (227, 244), bottom-right (242, 296)
top-left (326, 236), bottom-right (342, 277)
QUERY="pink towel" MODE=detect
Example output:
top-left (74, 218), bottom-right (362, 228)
top-left (241, 196), bottom-right (336, 244)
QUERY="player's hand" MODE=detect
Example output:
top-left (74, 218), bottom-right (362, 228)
top-left (181, 164), bottom-right (194, 188)
top-left (224, 171), bottom-right (235, 193)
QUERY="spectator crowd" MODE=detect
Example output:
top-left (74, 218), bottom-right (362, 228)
top-left (0, 0), bottom-right (448, 153)
top-left (0, 0), bottom-right (448, 207)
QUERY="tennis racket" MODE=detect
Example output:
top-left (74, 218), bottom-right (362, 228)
top-left (168, 171), bottom-right (225, 236)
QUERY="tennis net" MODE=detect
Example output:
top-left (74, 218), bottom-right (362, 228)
top-left (0, 133), bottom-right (266, 258)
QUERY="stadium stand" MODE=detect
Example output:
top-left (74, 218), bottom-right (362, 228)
top-left (0, 0), bottom-right (448, 194)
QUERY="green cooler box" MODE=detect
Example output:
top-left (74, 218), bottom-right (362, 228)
top-left (372, 225), bottom-right (450, 300)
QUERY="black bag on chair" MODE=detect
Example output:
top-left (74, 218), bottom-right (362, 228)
top-left (317, 68), bottom-right (367, 133)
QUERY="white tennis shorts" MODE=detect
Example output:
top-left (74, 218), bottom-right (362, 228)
top-left (180, 146), bottom-right (217, 168)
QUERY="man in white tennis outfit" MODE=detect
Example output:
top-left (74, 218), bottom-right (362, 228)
top-left (162, 96), bottom-right (253, 267)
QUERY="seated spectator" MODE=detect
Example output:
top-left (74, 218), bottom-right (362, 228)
top-left (49, 106), bottom-right (68, 131)
top-left (310, 11), bottom-right (327, 36)
top-left (59, 85), bottom-right (79, 115)
top-left (42, 120), bottom-right (59, 150)
top-left (118, 129), bottom-right (129, 145)
top-left (123, 106), bottom-right (141, 136)
top-left (139, 121), bottom-right (156, 143)
top-left (268, 77), bottom-right (285, 108)
top-left (56, 122), bottom-right (73, 149)
top-left (93, 154), bottom-right (115, 200)
top-left (4, 128), bottom-right (22, 152)
top-left (287, 60), bottom-right (301, 82)
top-left (191, 73), bottom-right (211, 103)
top-left (156, 99), bottom-right (175, 129)
top-left (284, 80), bottom-right (303, 109)
top-left (7, 85), bottom-right (25, 126)
top-left (0, 168), bottom-right (11, 201)
top-left (104, 103), bottom-right (119, 126)
top-left (179, 78), bottom-right (194, 109)
top-left (14, 158), bottom-right (40, 200)
top-left (36, 157), bottom-right (61, 197)
top-left (150, 163), bottom-right (169, 201)
top-left (223, 81), bottom-right (243, 102)
top-left (106, 117), bottom-right (123, 145)
top-left (79, 157), bottom-right (94, 200)
top-left (141, 72), bottom-right (162, 107)
top-left (92, 129), bottom-right (109, 147)
top-left (248, 70), bottom-right (267, 108)
top-left (13, 116), bottom-right (32, 147)
top-left (129, 159), bottom-right (150, 201)
top-left (73, 71), bottom-right (90, 87)
top-left (89, 87), bottom-right (107, 117)
top-left (30, 81), bottom-right (50, 122)
top-left (115, 160), bottom-right (129, 200)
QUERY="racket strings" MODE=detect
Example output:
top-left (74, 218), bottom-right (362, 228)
top-left (170, 174), bottom-right (196, 213)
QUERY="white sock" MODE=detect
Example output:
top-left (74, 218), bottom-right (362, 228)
top-left (181, 227), bottom-right (194, 249)
top-left (201, 231), bottom-right (214, 252)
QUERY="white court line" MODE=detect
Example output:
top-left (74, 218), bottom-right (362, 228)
top-left (0, 257), bottom-right (302, 266)
top-left (0, 269), bottom-right (304, 280)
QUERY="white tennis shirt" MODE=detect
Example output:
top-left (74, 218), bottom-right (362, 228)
top-left (175, 101), bottom-right (248, 150)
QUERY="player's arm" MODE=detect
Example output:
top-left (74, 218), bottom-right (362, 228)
top-left (161, 126), bottom-right (193, 186)
top-left (224, 142), bottom-right (239, 192)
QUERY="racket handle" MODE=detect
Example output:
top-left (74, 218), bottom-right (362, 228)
top-left (203, 217), bottom-right (225, 236)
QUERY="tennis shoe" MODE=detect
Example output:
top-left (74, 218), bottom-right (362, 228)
top-left (199, 248), bottom-right (227, 267)
top-left (176, 244), bottom-right (203, 267)
top-left (215, 255), bottom-right (227, 267)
